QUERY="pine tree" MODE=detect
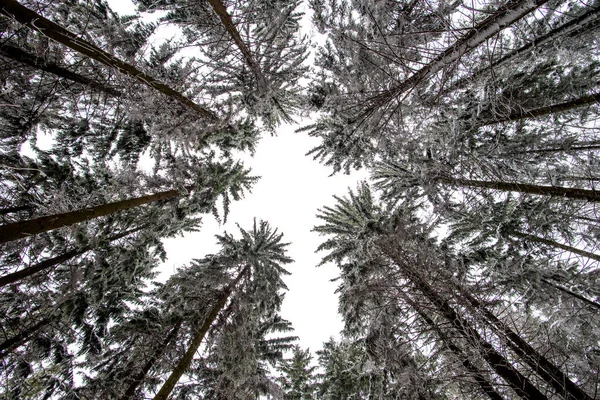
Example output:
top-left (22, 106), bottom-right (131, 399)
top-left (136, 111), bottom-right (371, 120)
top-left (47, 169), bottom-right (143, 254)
top-left (278, 345), bottom-right (318, 399)
top-left (150, 220), bottom-right (294, 400)
top-left (137, 0), bottom-right (309, 129)
top-left (314, 183), bottom-right (596, 399)
top-left (0, 0), bottom-right (218, 120)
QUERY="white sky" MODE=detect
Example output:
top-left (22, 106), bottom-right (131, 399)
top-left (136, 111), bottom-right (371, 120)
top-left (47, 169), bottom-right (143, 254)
top-left (103, 0), bottom-right (365, 354)
top-left (161, 123), bottom-right (367, 352)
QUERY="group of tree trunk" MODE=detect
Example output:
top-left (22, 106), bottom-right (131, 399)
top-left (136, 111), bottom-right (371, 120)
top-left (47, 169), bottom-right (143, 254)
top-left (2, 0), bottom-right (600, 398)
top-left (0, 0), bottom-right (305, 398)
top-left (308, 0), bottom-right (600, 397)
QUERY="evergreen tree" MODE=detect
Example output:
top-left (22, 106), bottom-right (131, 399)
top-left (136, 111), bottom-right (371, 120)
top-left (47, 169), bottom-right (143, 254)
top-left (136, 0), bottom-right (309, 129)
top-left (278, 345), bottom-right (318, 399)
top-left (0, 0), bottom-right (218, 120)
top-left (151, 220), bottom-right (294, 400)
top-left (314, 183), bottom-right (596, 399)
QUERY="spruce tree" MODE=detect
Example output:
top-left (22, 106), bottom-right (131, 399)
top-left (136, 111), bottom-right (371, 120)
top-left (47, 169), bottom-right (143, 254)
top-left (314, 183), bottom-right (595, 399)
top-left (278, 345), bottom-right (318, 399)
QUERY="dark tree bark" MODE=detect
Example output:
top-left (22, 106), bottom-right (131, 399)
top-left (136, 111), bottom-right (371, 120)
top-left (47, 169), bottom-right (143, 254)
top-left (380, 237), bottom-right (547, 399)
top-left (0, 225), bottom-right (147, 287)
top-left (0, 316), bottom-right (53, 357)
top-left (152, 265), bottom-right (250, 400)
top-left (540, 278), bottom-right (600, 311)
top-left (0, 189), bottom-right (181, 244)
top-left (0, 44), bottom-right (122, 96)
top-left (0, 0), bottom-right (218, 121)
top-left (206, 0), bottom-right (266, 91)
top-left (120, 319), bottom-right (183, 400)
top-left (402, 293), bottom-right (505, 400)
top-left (436, 175), bottom-right (600, 202)
top-left (446, 5), bottom-right (600, 93)
top-left (458, 288), bottom-right (593, 400)
top-left (363, 0), bottom-right (549, 114)
top-left (510, 230), bottom-right (600, 262)
top-left (481, 93), bottom-right (600, 125)
top-left (507, 141), bottom-right (600, 156)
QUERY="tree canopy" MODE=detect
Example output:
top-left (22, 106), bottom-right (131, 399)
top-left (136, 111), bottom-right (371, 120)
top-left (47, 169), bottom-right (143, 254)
top-left (1, 0), bottom-right (599, 398)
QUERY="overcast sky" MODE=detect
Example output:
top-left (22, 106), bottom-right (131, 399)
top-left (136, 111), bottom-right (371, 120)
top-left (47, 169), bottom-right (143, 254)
top-left (103, 0), bottom-right (365, 354)
top-left (161, 124), bottom-right (367, 353)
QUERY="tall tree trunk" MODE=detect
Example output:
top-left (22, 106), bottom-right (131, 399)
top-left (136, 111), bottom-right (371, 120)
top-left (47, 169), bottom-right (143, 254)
top-left (152, 265), bottom-right (250, 400)
top-left (0, 0), bottom-right (218, 121)
top-left (364, 0), bottom-right (549, 113)
top-left (436, 175), bottom-right (600, 202)
top-left (540, 277), bottom-right (600, 311)
top-left (379, 238), bottom-right (547, 399)
top-left (402, 293), bottom-right (504, 400)
top-left (573, 215), bottom-right (600, 225)
top-left (458, 288), bottom-right (593, 400)
top-left (206, 0), bottom-right (266, 91)
top-left (504, 141), bottom-right (600, 156)
top-left (0, 44), bottom-right (122, 96)
top-left (481, 93), bottom-right (600, 125)
top-left (445, 5), bottom-right (600, 93)
top-left (120, 319), bottom-right (183, 400)
top-left (0, 225), bottom-right (147, 287)
top-left (0, 316), bottom-right (53, 357)
top-left (0, 189), bottom-right (181, 244)
top-left (510, 230), bottom-right (600, 262)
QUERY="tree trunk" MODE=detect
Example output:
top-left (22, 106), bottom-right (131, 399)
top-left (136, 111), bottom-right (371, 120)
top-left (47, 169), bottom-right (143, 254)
top-left (120, 319), bottom-right (183, 400)
top-left (379, 238), bottom-right (547, 399)
top-left (515, 144), bottom-right (600, 155)
top-left (445, 5), bottom-right (600, 93)
top-left (0, 0), bottom-right (218, 121)
top-left (510, 230), bottom-right (600, 262)
top-left (573, 215), bottom-right (600, 225)
top-left (206, 0), bottom-right (265, 91)
top-left (505, 141), bottom-right (600, 156)
top-left (152, 265), bottom-right (250, 400)
top-left (541, 277), bottom-right (600, 311)
top-left (481, 93), bottom-right (600, 125)
top-left (364, 0), bottom-right (549, 113)
top-left (0, 44), bottom-right (122, 96)
top-left (458, 288), bottom-right (593, 400)
top-left (402, 293), bottom-right (504, 400)
top-left (0, 188), bottom-right (181, 244)
top-left (0, 316), bottom-right (53, 357)
top-left (0, 225), bottom-right (147, 287)
top-left (436, 175), bottom-right (600, 202)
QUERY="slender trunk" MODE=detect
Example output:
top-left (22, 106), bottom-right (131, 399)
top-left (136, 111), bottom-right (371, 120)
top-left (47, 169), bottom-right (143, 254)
top-left (0, 0), bottom-right (218, 121)
top-left (380, 239), bottom-right (547, 399)
top-left (152, 265), bottom-right (250, 400)
top-left (0, 316), bottom-right (53, 357)
top-left (364, 0), bottom-right (549, 113)
top-left (541, 277), bottom-right (600, 311)
top-left (510, 230), bottom-right (600, 262)
top-left (446, 6), bottom-right (600, 93)
top-left (573, 215), bottom-right (600, 225)
top-left (0, 189), bottom-right (181, 244)
top-left (459, 288), bottom-right (593, 400)
top-left (0, 225), bottom-right (147, 287)
top-left (436, 175), bottom-right (600, 202)
top-left (120, 319), bottom-right (183, 400)
top-left (0, 44), bottom-right (122, 96)
top-left (403, 294), bottom-right (504, 400)
top-left (0, 205), bottom-right (33, 215)
top-left (506, 141), bottom-right (600, 156)
top-left (206, 0), bottom-right (265, 91)
top-left (481, 93), bottom-right (600, 125)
